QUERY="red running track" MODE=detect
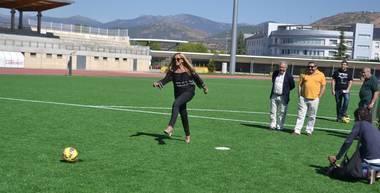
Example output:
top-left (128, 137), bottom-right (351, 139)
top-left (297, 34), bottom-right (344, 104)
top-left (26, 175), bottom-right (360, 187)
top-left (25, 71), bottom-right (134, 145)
top-left (0, 68), bottom-right (271, 80)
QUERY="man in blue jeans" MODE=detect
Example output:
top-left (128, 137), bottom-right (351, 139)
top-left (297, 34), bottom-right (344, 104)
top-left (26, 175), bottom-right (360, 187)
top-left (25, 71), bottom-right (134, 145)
top-left (331, 60), bottom-right (353, 122)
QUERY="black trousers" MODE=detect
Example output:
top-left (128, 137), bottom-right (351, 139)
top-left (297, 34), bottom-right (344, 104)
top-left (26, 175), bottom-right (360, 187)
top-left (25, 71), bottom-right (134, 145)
top-left (168, 91), bottom-right (194, 136)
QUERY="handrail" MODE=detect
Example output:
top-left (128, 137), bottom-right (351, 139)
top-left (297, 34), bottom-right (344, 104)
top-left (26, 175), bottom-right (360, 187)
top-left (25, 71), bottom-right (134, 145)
top-left (0, 33), bottom-right (149, 56)
top-left (28, 19), bottom-right (129, 37)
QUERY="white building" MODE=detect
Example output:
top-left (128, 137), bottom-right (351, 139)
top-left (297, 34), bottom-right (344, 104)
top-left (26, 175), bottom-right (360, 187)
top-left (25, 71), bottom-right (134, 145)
top-left (245, 22), bottom-right (374, 60)
top-left (245, 22), bottom-right (294, 56)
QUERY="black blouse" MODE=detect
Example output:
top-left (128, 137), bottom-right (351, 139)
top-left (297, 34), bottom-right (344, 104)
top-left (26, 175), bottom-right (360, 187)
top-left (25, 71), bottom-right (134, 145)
top-left (158, 71), bottom-right (206, 92)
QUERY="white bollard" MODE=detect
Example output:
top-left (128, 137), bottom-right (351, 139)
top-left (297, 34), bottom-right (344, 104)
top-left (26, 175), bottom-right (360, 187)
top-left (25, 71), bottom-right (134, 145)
top-left (222, 62), bottom-right (228, 74)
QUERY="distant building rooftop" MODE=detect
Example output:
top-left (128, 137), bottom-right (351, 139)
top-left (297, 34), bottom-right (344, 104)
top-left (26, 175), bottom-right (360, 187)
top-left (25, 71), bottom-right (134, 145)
top-left (277, 25), bottom-right (313, 30)
top-left (130, 38), bottom-right (189, 44)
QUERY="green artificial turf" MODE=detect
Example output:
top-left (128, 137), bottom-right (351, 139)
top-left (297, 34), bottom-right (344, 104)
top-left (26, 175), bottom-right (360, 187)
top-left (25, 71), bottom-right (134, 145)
top-left (0, 74), bottom-right (377, 193)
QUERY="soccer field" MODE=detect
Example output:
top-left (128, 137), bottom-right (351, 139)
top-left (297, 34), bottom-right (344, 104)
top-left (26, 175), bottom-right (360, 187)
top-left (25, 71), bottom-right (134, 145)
top-left (0, 74), bottom-right (377, 193)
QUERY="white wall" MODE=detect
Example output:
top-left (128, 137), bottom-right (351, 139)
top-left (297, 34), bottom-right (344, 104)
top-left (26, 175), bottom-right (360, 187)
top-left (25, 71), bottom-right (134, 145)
top-left (0, 51), bottom-right (24, 68)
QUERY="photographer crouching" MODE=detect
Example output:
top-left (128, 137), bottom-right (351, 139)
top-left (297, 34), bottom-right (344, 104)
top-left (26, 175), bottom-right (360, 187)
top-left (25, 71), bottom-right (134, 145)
top-left (328, 108), bottom-right (380, 184)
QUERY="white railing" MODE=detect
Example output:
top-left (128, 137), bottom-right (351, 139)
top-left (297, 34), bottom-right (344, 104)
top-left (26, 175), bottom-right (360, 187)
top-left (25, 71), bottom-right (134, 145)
top-left (0, 22), bottom-right (10, 29)
top-left (28, 19), bottom-right (128, 37)
top-left (0, 34), bottom-right (149, 56)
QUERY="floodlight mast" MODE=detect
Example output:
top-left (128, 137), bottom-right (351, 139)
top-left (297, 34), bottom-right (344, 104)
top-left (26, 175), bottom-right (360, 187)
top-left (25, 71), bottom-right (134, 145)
top-left (229, 0), bottom-right (238, 74)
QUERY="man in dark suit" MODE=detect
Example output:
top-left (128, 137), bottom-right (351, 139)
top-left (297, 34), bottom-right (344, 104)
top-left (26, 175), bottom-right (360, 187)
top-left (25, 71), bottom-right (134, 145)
top-left (269, 62), bottom-right (295, 130)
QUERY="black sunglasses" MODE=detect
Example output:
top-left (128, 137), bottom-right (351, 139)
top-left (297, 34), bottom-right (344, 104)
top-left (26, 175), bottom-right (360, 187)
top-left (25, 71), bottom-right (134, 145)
top-left (175, 58), bottom-right (182, 61)
top-left (307, 66), bottom-right (316, 69)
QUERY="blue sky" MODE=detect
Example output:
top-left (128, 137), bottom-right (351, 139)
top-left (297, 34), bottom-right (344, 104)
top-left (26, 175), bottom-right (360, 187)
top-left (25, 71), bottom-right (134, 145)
top-left (1, 0), bottom-right (380, 24)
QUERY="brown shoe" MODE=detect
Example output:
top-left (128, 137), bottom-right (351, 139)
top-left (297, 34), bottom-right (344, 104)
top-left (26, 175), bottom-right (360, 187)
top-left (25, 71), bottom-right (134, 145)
top-left (185, 135), bottom-right (191, 144)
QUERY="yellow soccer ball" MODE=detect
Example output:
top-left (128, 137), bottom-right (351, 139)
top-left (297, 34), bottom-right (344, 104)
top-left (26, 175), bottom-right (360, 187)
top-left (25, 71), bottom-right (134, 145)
top-left (341, 117), bottom-right (350, 124)
top-left (62, 147), bottom-right (78, 162)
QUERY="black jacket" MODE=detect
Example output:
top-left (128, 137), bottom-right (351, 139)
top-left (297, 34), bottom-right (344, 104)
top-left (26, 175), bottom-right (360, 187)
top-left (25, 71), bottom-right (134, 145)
top-left (269, 70), bottom-right (295, 104)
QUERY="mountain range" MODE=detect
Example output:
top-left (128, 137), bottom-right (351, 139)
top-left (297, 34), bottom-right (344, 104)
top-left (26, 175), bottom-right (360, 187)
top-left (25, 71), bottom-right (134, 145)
top-left (0, 13), bottom-right (232, 40)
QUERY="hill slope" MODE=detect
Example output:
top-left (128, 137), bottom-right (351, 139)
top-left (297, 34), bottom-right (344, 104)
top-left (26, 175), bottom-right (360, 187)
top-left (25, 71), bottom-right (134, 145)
top-left (312, 11), bottom-right (380, 27)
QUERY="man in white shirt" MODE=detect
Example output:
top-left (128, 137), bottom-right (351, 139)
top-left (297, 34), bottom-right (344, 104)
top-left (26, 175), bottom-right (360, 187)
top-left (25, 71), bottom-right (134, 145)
top-left (269, 62), bottom-right (295, 130)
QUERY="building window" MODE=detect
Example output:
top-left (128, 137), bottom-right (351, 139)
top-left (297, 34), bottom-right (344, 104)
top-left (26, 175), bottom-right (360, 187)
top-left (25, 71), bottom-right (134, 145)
top-left (329, 51), bottom-right (337, 57)
top-left (123, 58), bottom-right (128, 62)
top-left (57, 54), bottom-right (63, 59)
top-left (94, 56), bottom-right (99, 60)
top-left (358, 45), bottom-right (370, 48)
top-left (115, 58), bottom-right (120, 62)
top-left (46, 53), bottom-right (52, 58)
top-left (374, 53), bottom-right (379, 60)
top-left (375, 42), bottom-right (380, 48)
top-left (30, 53), bottom-right (37, 57)
top-left (329, 39), bottom-right (338, 45)
top-left (103, 57), bottom-right (108, 61)
top-left (359, 34), bottom-right (370, 37)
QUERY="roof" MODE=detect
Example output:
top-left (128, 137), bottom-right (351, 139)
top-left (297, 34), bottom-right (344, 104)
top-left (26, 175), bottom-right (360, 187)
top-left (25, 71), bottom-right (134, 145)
top-left (244, 32), bottom-right (267, 40)
top-left (0, 0), bottom-right (73, 11)
top-left (130, 38), bottom-right (189, 44)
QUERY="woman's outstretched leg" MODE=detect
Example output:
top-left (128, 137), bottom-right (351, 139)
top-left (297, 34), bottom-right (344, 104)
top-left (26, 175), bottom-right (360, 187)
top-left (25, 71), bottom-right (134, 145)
top-left (165, 92), bottom-right (194, 136)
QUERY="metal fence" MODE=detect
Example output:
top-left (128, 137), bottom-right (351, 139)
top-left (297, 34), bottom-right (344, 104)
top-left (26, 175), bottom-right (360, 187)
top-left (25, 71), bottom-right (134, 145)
top-left (28, 19), bottom-right (128, 37)
top-left (0, 33), bottom-right (150, 56)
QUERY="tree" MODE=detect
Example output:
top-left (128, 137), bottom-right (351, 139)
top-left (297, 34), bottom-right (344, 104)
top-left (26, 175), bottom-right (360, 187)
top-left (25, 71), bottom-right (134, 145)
top-left (207, 58), bottom-right (216, 73)
top-left (135, 41), bottom-right (161, 50)
top-left (237, 31), bottom-right (246, 55)
top-left (148, 42), bottom-right (161, 50)
top-left (176, 43), bottom-right (208, 53)
top-left (335, 30), bottom-right (347, 60)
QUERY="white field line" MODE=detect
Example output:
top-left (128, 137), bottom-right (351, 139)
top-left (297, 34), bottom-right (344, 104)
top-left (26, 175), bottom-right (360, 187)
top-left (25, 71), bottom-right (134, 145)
top-left (0, 97), bottom-right (350, 133)
top-left (97, 105), bottom-right (337, 120)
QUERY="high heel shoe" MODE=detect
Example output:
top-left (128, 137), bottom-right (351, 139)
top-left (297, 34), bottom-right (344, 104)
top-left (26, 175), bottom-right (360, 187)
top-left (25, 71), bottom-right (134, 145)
top-left (185, 135), bottom-right (190, 144)
top-left (163, 127), bottom-right (173, 137)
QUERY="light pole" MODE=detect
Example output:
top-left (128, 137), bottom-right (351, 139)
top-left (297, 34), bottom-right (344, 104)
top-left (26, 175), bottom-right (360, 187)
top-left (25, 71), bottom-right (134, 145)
top-left (229, 0), bottom-right (238, 74)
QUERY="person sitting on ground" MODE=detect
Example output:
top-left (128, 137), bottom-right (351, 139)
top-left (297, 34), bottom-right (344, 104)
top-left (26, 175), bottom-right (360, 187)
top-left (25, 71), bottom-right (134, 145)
top-left (328, 108), bottom-right (380, 182)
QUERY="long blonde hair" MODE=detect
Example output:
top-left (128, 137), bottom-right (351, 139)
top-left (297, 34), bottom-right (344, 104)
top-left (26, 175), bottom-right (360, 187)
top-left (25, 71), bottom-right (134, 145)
top-left (167, 53), bottom-right (195, 74)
